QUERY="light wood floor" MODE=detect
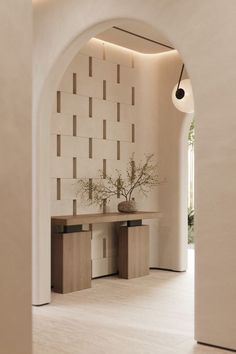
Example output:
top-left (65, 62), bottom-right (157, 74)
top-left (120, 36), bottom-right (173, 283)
top-left (33, 250), bottom-right (229, 354)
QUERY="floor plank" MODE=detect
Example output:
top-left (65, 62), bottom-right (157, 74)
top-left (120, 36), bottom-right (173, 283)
top-left (33, 250), bottom-right (230, 354)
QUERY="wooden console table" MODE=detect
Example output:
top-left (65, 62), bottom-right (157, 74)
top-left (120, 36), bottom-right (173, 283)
top-left (51, 211), bottom-right (160, 294)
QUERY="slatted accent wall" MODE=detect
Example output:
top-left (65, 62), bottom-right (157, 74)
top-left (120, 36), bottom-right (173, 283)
top-left (51, 38), bottom-right (136, 277)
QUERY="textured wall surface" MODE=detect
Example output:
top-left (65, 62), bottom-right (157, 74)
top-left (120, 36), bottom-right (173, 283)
top-left (51, 39), bottom-right (136, 277)
top-left (51, 38), bottom-right (187, 278)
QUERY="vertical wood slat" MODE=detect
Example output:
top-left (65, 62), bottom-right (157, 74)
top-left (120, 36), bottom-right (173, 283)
top-left (73, 115), bottom-right (77, 136)
top-left (117, 102), bottom-right (120, 122)
top-left (89, 138), bottom-right (92, 159)
top-left (103, 159), bottom-right (106, 179)
top-left (89, 56), bottom-right (92, 77)
top-left (102, 199), bottom-right (107, 213)
top-left (57, 134), bottom-right (61, 157)
top-left (103, 80), bottom-right (106, 100)
top-left (56, 178), bottom-right (61, 200)
top-left (89, 178), bottom-right (93, 200)
top-left (117, 141), bottom-right (120, 160)
top-left (103, 238), bottom-right (107, 258)
top-left (89, 97), bottom-right (92, 118)
top-left (57, 91), bottom-right (61, 113)
top-left (103, 120), bottom-right (106, 140)
top-left (73, 73), bottom-right (77, 94)
top-left (73, 157), bottom-right (77, 179)
top-left (131, 54), bottom-right (135, 68)
top-left (132, 124), bottom-right (135, 143)
top-left (73, 199), bottom-right (77, 215)
top-left (117, 64), bottom-right (120, 84)
top-left (131, 160), bottom-right (135, 181)
top-left (117, 177), bottom-right (121, 198)
top-left (102, 43), bottom-right (106, 60)
top-left (132, 87), bottom-right (135, 106)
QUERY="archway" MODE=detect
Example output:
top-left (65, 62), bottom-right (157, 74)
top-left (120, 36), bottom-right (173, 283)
top-left (33, 18), bottom-right (191, 303)
top-left (33, 1), bottom-right (236, 350)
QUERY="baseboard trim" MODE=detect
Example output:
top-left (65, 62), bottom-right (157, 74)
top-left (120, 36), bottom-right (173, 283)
top-left (33, 303), bottom-right (50, 307)
top-left (197, 341), bottom-right (236, 352)
top-left (149, 267), bottom-right (186, 273)
top-left (92, 272), bottom-right (118, 280)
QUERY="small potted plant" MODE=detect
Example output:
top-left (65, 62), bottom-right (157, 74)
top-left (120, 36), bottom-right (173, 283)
top-left (77, 154), bottom-right (160, 213)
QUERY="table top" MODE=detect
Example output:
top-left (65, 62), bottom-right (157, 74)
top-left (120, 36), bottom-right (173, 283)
top-left (51, 211), bottom-right (160, 226)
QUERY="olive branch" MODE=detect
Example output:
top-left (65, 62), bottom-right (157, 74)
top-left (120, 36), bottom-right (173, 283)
top-left (77, 154), bottom-right (160, 207)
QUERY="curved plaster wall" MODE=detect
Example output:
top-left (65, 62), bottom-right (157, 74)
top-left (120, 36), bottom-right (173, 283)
top-left (33, 0), bottom-right (236, 351)
top-left (50, 37), bottom-right (189, 278)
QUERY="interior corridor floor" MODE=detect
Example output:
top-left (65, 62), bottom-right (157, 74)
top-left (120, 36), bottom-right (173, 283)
top-left (33, 249), bottom-right (230, 354)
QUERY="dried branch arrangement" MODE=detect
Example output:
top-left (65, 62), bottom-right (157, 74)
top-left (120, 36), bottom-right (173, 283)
top-left (77, 154), bottom-right (160, 208)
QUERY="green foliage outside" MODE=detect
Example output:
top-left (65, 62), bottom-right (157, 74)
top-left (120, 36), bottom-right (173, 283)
top-left (188, 120), bottom-right (194, 244)
top-left (188, 119), bottom-right (195, 146)
top-left (188, 207), bottom-right (194, 244)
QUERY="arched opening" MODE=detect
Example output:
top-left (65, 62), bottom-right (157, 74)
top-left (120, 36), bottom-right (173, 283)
top-left (33, 18), bottom-right (199, 353)
top-left (33, 19), bottom-right (194, 305)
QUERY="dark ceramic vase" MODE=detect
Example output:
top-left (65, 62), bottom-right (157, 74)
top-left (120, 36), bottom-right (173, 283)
top-left (118, 200), bottom-right (137, 213)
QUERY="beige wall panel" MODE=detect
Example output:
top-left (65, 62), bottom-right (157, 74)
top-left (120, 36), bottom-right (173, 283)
top-left (77, 76), bottom-right (103, 99)
top-left (76, 194), bottom-right (100, 214)
top-left (91, 223), bottom-right (116, 258)
top-left (58, 65), bottom-right (74, 93)
top-left (60, 179), bottom-right (78, 200)
top-left (92, 257), bottom-right (118, 278)
top-left (73, 54), bottom-right (89, 81)
top-left (58, 54), bottom-right (88, 85)
top-left (51, 178), bottom-right (57, 201)
top-left (71, 53), bottom-right (89, 74)
top-left (51, 157), bottom-right (73, 178)
top-left (106, 121), bottom-right (131, 141)
top-left (77, 158), bottom-right (102, 178)
top-left (61, 136), bottom-right (88, 158)
top-left (105, 194), bottom-right (120, 212)
top-left (61, 92), bottom-right (89, 116)
top-left (93, 98), bottom-right (116, 121)
top-left (106, 159), bottom-right (127, 178)
top-left (79, 38), bottom-right (104, 59)
top-left (120, 142), bottom-right (136, 162)
top-left (77, 117), bottom-right (103, 139)
top-left (93, 57), bottom-right (117, 82)
top-left (93, 139), bottom-right (117, 160)
top-left (105, 44), bottom-right (132, 67)
top-left (120, 103), bottom-right (136, 123)
top-left (51, 200), bottom-right (73, 216)
top-left (120, 66), bottom-right (137, 85)
top-left (106, 82), bottom-right (132, 104)
top-left (50, 134), bottom-right (57, 157)
top-left (51, 113), bottom-right (73, 135)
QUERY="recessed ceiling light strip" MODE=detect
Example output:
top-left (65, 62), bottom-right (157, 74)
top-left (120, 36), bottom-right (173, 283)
top-left (113, 26), bottom-right (174, 50)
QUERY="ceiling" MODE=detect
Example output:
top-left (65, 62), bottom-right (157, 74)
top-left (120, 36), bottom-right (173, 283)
top-left (96, 22), bottom-right (175, 54)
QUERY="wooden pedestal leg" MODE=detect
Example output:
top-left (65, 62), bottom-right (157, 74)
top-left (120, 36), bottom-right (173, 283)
top-left (51, 231), bottom-right (91, 294)
top-left (118, 225), bottom-right (149, 279)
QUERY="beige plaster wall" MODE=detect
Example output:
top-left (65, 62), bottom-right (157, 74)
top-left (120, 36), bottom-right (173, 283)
top-left (0, 1), bottom-right (32, 353)
top-left (33, 0), bottom-right (236, 350)
top-left (134, 52), bottom-right (191, 270)
top-left (51, 38), bottom-right (188, 277)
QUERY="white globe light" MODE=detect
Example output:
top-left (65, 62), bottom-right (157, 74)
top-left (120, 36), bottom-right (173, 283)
top-left (172, 79), bottom-right (194, 113)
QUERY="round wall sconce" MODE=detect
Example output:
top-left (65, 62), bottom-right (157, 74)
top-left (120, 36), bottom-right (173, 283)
top-left (172, 64), bottom-right (194, 114)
